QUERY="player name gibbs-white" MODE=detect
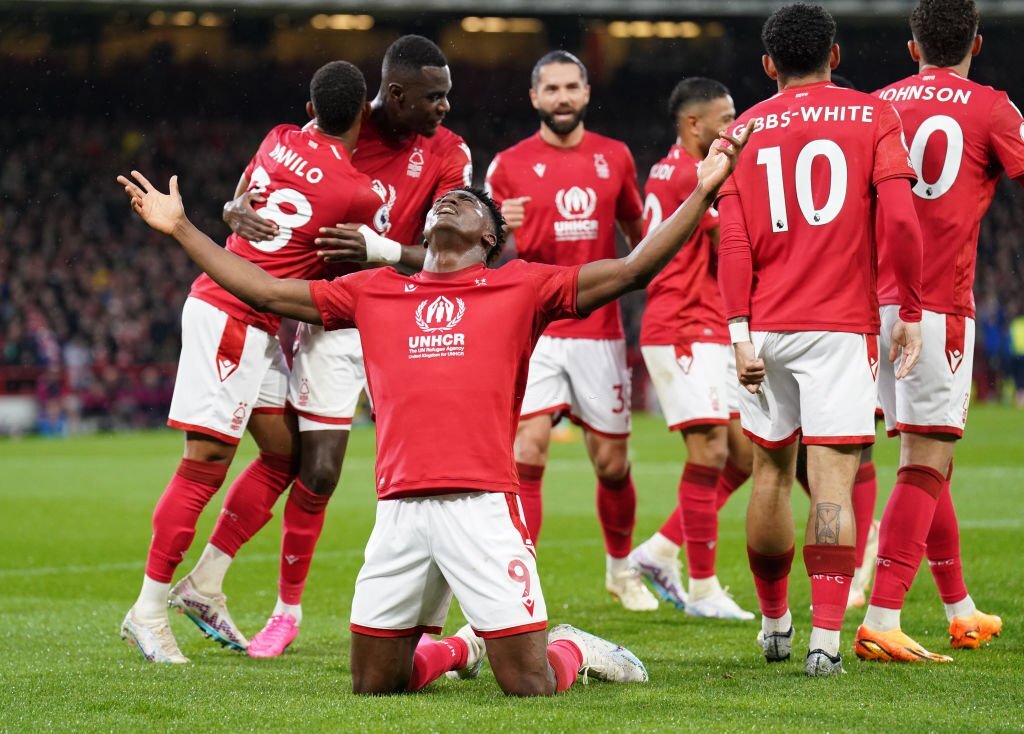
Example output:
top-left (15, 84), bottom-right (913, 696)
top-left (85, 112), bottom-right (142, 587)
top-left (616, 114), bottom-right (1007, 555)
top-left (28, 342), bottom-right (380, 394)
top-left (268, 143), bottom-right (324, 184)
top-left (746, 105), bottom-right (875, 133)
top-left (877, 86), bottom-right (972, 105)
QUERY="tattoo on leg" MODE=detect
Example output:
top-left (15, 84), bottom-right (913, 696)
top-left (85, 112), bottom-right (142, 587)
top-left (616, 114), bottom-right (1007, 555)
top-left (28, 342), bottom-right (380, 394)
top-left (814, 503), bottom-right (842, 544)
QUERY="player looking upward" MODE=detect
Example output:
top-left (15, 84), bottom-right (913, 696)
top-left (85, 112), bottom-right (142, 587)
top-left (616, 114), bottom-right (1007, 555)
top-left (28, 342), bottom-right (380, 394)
top-left (119, 61), bottom-right (387, 663)
top-left (116, 119), bottom-right (751, 692)
top-left (716, 3), bottom-right (924, 676)
top-left (626, 77), bottom-right (755, 621)
top-left (179, 36), bottom-right (473, 658)
top-left (855, 0), bottom-right (1023, 663)
top-left (486, 51), bottom-right (658, 612)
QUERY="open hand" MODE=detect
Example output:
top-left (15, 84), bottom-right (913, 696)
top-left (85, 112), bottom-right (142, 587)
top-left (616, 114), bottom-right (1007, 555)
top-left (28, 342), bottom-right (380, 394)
top-left (890, 319), bottom-right (922, 379)
top-left (316, 224), bottom-right (367, 263)
top-left (697, 121), bottom-right (754, 194)
top-left (224, 190), bottom-right (279, 242)
top-left (117, 171), bottom-right (186, 236)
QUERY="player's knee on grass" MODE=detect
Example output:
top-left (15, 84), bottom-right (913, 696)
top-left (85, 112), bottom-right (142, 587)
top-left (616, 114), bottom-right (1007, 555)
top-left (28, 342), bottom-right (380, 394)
top-left (350, 633), bottom-right (415, 695)
top-left (486, 632), bottom-right (557, 697)
top-left (298, 430), bottom-right (349, 495)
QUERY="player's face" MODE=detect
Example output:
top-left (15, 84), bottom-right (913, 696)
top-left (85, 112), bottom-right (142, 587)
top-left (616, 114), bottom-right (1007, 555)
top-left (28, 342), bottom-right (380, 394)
top-left (694, 95), bottom-right (736, 157)
top-left (395, 65), bottom-right (452, 137)
top-left (423, 190), bottom-right (492, 247)
top-left (530, 63), bottom-right (590, 136)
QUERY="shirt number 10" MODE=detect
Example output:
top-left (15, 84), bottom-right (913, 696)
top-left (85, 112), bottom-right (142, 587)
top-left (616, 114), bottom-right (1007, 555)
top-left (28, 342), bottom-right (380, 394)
top-left (757, 139), bottom-right (849, 233)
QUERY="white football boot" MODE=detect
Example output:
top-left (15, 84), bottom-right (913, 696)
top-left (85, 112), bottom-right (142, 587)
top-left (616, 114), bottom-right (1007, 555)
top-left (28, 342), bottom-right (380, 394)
top-left (686, 579), bottom-right (755, 620)
top-left (805, 648), bottom-right (846, 676)
top-left (606, 568), bottom-right (659, 612)
top-left (628, 544), bottom-right (688, 611)
top-left (120, 608), bottom-right (189, 664)
top-left (548, 624), bottom-right (648, 683)
top-left (168, 575), bottom-right (247, 651)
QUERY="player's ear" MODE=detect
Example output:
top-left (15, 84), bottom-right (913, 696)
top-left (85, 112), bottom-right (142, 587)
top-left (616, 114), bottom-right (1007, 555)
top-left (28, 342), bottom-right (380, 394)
top-left (361, 101), bottom-right (371, 121)
top-left (305, 100), bottom-right (315, 120)
top-left (829, 44), bottom-right (840, 70)
top-left (971, 34), bottom-right (983, 57)
top-left (388, 82), bottom-right (404, 104)
top-left (529, 86), bottom-right (540, 109)
top-left (762, 55), bottom-right (778, 81)
top-left (907, 39), bottom-right (921, 63)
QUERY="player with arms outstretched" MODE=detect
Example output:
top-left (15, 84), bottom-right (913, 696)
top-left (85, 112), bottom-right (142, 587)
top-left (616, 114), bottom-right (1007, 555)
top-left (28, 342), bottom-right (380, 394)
top-left (716, 3), bottom-right (924, 675)
top-left (486, 51), bottom-right (657, 611)
top-left (119, 61), bottom-right (386, 663)
top-left (855, 0), bottom-right (1024, 663)
top-left (627, 77), bottom-right (755, 620)
top-left (116, 119), bottom-right (751, 693)
top-left (180, 36), bottom-right (474, 658)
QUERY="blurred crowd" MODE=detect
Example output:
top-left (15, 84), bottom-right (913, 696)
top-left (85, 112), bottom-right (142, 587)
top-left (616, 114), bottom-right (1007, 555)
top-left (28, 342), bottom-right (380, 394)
top-left (2, 54), bottom-right (1023, 435)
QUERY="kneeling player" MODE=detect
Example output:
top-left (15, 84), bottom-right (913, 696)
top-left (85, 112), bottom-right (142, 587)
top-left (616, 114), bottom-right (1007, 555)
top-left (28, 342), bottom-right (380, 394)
top-left (116, 117), bottom-right (748, 691)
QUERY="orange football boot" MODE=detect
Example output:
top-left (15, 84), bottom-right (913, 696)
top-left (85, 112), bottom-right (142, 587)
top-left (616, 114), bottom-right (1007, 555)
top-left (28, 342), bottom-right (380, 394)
top-left (854, 625), bottom-right (953, 663)
top-left (949, 610), bottom-right (1003, 649)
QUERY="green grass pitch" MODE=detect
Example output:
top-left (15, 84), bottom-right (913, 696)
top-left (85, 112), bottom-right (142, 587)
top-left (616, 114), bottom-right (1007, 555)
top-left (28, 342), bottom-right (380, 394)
top-left (1, 406), bottom-right (1022, 732)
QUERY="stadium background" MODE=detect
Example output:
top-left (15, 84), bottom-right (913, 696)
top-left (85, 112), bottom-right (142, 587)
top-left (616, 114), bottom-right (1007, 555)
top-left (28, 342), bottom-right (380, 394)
top-left (1, 0), bottom-right (1023, 434)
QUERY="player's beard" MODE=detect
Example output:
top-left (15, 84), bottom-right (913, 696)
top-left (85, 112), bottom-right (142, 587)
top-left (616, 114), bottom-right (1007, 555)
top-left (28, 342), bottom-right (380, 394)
top-left (539, 104), bottom-right (587, 137)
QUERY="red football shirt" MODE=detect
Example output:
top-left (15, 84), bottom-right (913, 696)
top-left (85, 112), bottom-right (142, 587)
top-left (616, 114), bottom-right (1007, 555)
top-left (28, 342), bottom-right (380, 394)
top-left (875, 68), bottom-right (1024, 317)
top-left (310, 260), bottom-right (581, 499)
top-left (640, 144), bottom-right (728, 346)
top-left (486, 131), bottom-right (643, 339)
top-left (717, 82), bottom-right (917, 333)
top-left (352, 117), bottom-right (473, 247)
top-left (190, 123), bottom-right (385, 333)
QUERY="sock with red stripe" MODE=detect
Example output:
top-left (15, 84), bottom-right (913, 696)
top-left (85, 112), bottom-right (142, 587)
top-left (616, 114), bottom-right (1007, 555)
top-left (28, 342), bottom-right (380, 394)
top-left (407, 635), bottom-right (469, 692)
top-left (656, 507), bottom-right (684, 547)
top-left (597, 471), bottom-right (637, 559)
top-left (925, 478), bottom-right (969, 608)
top-left (279, 479), bottom-right (332, 605)
top-left (852, 462), bottom-right (878, 567)
top-left (747, 545), bottom-right (794, 619)
top-left (547, 639), bottom-right (583, 693)
top-left (516, 462), bottom-right (545, 543)
top-left (805, 544), bottom-right (856, 637)
top-left (136, 458), bottom-right (228, 622)
top-left (680, 462), bottom-right (721, 579)
top-left (207, 450), bottom-right (296, 560)
top-left (869, 464), bottom-right (946, 615)
top-left (715, 460), bottom-right (750, 511)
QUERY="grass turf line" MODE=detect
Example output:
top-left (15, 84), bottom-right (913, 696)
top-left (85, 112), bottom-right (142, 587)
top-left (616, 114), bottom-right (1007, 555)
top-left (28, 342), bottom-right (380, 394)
top-left (0, 405), bottom-right (1021, 732)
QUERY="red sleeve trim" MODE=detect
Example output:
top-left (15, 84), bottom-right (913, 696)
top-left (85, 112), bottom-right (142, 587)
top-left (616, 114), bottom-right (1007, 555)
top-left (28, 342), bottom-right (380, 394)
top-left (474, 621), bottom-right (549, 639)
top-left (349, 624), bottom-right (443, 638)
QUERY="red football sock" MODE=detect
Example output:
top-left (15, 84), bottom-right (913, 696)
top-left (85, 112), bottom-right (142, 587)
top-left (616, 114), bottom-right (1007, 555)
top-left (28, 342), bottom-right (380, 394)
top-left (870, 464), bottom-right (945, 610)
top-left (715, 460), bottom-right (750, 510)
top-left (516, 462), bottom-right (545, 543)
top-left (852, 462), bottom-right (878, 567)
top-left (804, 544), bottom-right (856, 630)
top-left (146, 458), bottom-right (229, 582)
top-left (596, 471), bottom-right (637, 558)
top-left (407, 635), bottom-right (469, 692)
top-left (747, 545), bottom-right (794, 619)
top-left (657, 506), bottom-right (685, 546)
top-left (925, 479), bottom-right (968, 604)
top-left (209, 451), bottom-right (296, 557)
top-left (680, 462), bottom-right (721, 579)
top-left (279, 479), bottom-right (331, 605)
top-left (546, 639), bottom-right (583, 693)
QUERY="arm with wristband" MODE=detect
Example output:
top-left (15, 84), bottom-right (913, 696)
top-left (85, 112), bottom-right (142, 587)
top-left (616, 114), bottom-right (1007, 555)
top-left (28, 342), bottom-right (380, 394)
top-left (717, 192), bottom-right (765, 393)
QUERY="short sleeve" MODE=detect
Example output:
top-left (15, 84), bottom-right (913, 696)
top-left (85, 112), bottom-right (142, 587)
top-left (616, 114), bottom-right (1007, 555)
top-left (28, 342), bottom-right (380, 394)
top-left (309, 273), bottom-right (365, 331)
top-left (615, 147), bottom-right (644, 222)
top-left (484, 154), bottom-right (508, 204)
top-left (523, 261), bottom-right (581, 322)
top-left (990, 93), bottom-right (1024, 179)
top-left (873, 103), bottom-right (917, 187)
top-left (434, 138), bottom-right (474, 200)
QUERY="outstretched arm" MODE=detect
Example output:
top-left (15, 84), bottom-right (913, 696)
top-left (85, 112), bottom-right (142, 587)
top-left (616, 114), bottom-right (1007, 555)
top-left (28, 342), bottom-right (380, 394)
top-left (118, 171), bottom-right (322, 325)
top-left (575, 123), bottom-right (752, 315)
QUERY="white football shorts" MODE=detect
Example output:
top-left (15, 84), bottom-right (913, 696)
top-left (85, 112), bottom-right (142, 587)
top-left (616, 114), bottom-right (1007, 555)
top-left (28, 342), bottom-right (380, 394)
top-left (289, 325), bottom-right (367, 432)
top-left (168, 297), bottom-right (288, 445)
top-left (738, 330), bottom-right (879, 448)
top-left (641, 342), bottom-right (740, 431)
top-left (878, 306), bottom-right (974, 439)
top-left (350, 491), bottom-right (548, 639)
top-left (520, 336), bottom-right (631, 437)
